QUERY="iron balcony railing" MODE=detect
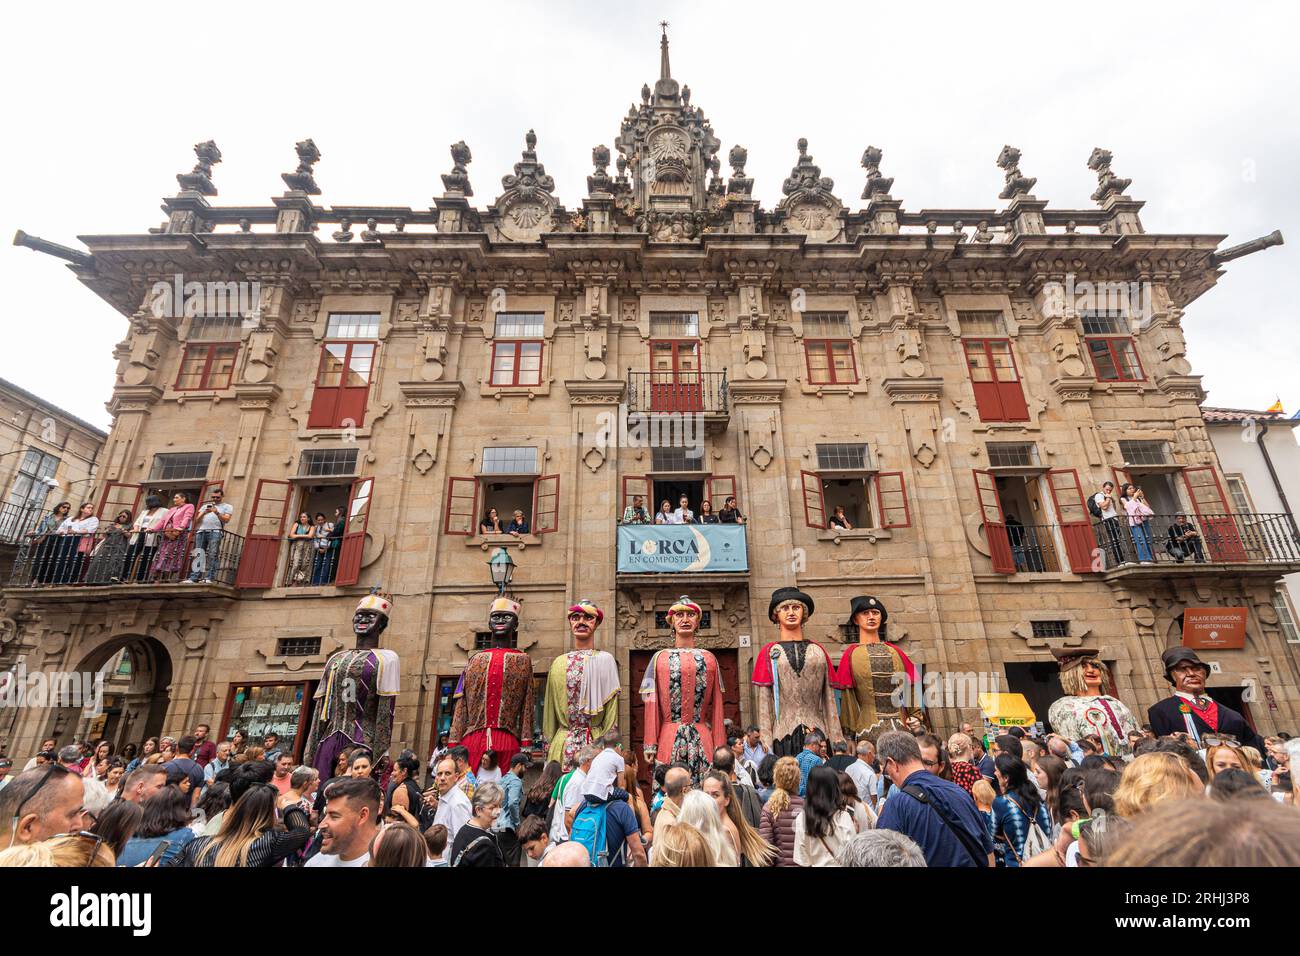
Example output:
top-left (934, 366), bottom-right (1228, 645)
top-left (1006, 523), bottom-right (1063, 573)
top-left (0, 503), bottom-right (48, 546)
top-left (1091, 512), bottom-right (1300, 568)
top-left (9, 526), bottom-right (245, 588)
top-left (626, 370), bottom-right (729, 415)
top-left (281, 535), bottom-right (343, 588)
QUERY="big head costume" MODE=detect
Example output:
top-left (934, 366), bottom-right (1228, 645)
top-left (1045, 646), bottom-right (1137, 756)
top-left (448, 596), bottom-right (536, 772)
top-left (751, 587), bottom-right (841, 756)
top-left (543, 600), bottom-right (621, 767)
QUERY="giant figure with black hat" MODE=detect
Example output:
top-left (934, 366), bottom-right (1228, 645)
top-left (835, 595), bottom-right (920, 740)
top-left (448, 596), bottom-right (536, 774)
top-left (751, 587), bottom-right (843, 757)
top-left (1147, 647), bottom-right (1266, 752)
top-left (304, 588), bottom-right (401, 779)
top-left (1045, 647), bottom-right (1137, 757)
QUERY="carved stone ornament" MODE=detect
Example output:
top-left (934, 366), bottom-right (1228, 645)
top-left (281, 139), bottom-right (322, 195)
top-left (176, 140), bottom-right (222, 196)
top-left (441, 141), bottom-right (474, 197)
top-left (1088, 147), bottom-right (1132, 204)
top-left (777, 139), bottom-right (843, 241)
top-left (996, 145), bottom-right (1037, 200)
top-left (493, 130), bottom-right (558, 242)
top-left (860, 145), bottom-right (894, 200)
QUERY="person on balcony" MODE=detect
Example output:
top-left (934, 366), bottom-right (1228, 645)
top-left (309, 512), bottom-right (333, 586)
top-left (479, 507), bottom-right (504, 535)
top-left (327, 506), bottom-right (347, 582)
top-left (85, 509), bottom-right (133, 584)
top-left (1122, 484), bottom-right (1156, 564)
top-left (188, 487), bottom-right (233, 584)
top-left (655, 500), bottom-right (677, 524)
top-left (55, 501), bottom-right (99, 584)
top-left (1166, 513), bottom-right (1206, 563)
top-left (506, 510), bottom-right (530, 536)
top-left (29, 500), bottom-right (70, 584)
top-left (126, 495), bottom-right (167, 583)
top-left (148, 492), bottom-right (193, 581)
top-left (286, 511), bottom-right (314, 586)
top-left (672, 495), bottom-right (695, 524)
top-left (718, 495), bottom-right (746, 525)
top-left (621, 495), bottom-right (650, 525)
top-left (828, 505), bottom-right (853, 530)
top-left (698, 500), bottom-right (720, 524)
top-left (1091, 481), bottom-right (1126, 568)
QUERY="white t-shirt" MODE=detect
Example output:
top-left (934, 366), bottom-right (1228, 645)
top-left (475, 767), bottom-right (502, 784)
top-left (195, 502), bottom-right (233, 532)
top-left (433, 786), bottom-right (472, 861)
top-left (304, 850), bottom-right (370, 867)
top-left (672, 508), bottom-right (694, 524)
top-left (551, 768), bottom-right (587, 844)
top-left (59, 516), bottom-right (99, 534)
top-left (1093, 493), bottom-right (1118, 520)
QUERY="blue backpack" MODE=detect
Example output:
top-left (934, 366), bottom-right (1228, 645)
top-left (569, 801), bottom-right (619, 867)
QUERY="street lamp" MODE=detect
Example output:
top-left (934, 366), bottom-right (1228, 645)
top-left (487, 547), bottom-right (515, 596)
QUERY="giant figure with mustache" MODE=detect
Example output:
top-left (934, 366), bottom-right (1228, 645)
top-left (543, 599), bottom-right (621, 768)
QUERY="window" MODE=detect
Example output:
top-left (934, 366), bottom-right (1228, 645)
top-left (175, 343), bottom-right (238, 390)
top-left (1086, 336), bottom-right (1144, 382)
top-left (1080, 313), bottom-right (1127, 336)
top-left (490, 313), bottom-right (544, 387)
top-left (188, 315), bottom-right (244, 341)
top-left (963, 339), bottom-right (1029, 422)
top-left (802, 312), bottom-right (857, 385)
top-left (309, 341), bottom-right (376, 428)
top-left (1225, 475), bottom-right (1254, 515)
top-left (957, 310), bottom-right (1006, 336)
top-left (655, 610), bottom-right (713, 630)
top-left (149, 452), bottom-right (212, 482)
top-left (444, 473), bottom-right (560, 535)
top-left (799, 463), bottom-right (909, 530)
top-left (1030, 621), bottom-right (1070, 639)
top-left (298, 448), bottom-right (359, 478)
top-left (326, 313), bottom-right (380, 339)
top-left (651, 446), bottom-right (706, 473)
top-left (649, 312), bottom-right (699, 338)
top-left (474, 630), bottom-right (517, 650)
top-left (275, 637), bottom-right (322, 657)
top-left (816, 443), bottom-right (872, 471)
top-left (1119, 440), bottom-right (1172, 467)
top-left (481, 446), bottom-right (538, 475)
top-left (1275, 591), bottom-right (1299, 643)
top-left (6, 448), bottom-right (59, 510)
top-left (986, 442), bottom-right (1040, 468)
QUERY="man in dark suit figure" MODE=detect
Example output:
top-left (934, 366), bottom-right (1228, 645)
top-left (1146, 647), bottom-right (1266, 753)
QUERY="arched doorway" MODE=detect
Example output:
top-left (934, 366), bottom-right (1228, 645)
top-left (43, 635), bottom-right (173, 752)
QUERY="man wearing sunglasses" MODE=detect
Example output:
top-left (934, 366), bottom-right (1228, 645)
top-left (0, 763), bottom-right (87, 850)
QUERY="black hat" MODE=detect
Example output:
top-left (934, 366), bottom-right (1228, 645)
top-left (1160, 646), bottom-right (1210, 684)
top-left (846, 595), bottom-right (888, 629)
top-left (1051, 646), bottom-right (1100, 669)
top-left (769, 587), bottom-right (814, 623)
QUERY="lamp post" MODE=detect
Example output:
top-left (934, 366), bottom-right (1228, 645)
top-left (487, 547), bottom-right (515, 596)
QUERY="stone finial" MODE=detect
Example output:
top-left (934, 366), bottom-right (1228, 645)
top-left (860, 145), bottom-right (894, 200)
top-left (281, 139), bottom-right (322, 195)
top-left (641, 83), bottom-right (651, 104)
top-left (729, 144), bottom-right (748, 178)
top-left (588, 144), bottom-right (613, 194)
top-left (781, 138), bottom-right (834, 202)
top-left (525, 129), bottom-right (537, 154)
top-left (1088, 147), bottom-right (1132, 203)
top-left (500, 130), bottom-right (555, 197)
top-left (727, 144), bottom-right (753, 198)
top-left (176, 140), bottom-right (222, 196)
top-left (996, 144), bottom-right (1037, 200)
top-left (441, 140), bottom-right (473, 196)
top-left (682, 85), bottom-right (691, 107)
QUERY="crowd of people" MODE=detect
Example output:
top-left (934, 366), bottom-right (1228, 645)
top-left (620, 493), bottom-right (746, 525)
top-left (3, 711), bottom-right (1298, 869)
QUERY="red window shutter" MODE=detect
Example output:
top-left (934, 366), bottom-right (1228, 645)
top-left (988, 341), bottom-right (1029, 421)
top-left (973, 469), bottom-right (1014, 573)
top-left (1046, 468), bottom-right (1096, 573)
top-left (706, 475), bottom-right (737, 513)
top-left (622, 476), bottom-right (650, 513)
top-left (800, 470), bottom-right (826, 529)
top-left (964, 339), bottom-right (1005, 421)
top-left (335, 477), bottom-right (373, 586)
top-left (309, 343), bottom-right (375, 428)
top-left (533, 475), bottom-right (560, 534)
top-left (443, 477), bottom-right (477, 536)
top-left (236, 479), bottom-right (292, 588)
top-left (1181, 466), bottom-right (1247, 562)
top-left (96, 482), bottom-right (142, 522)
top-left (875, 472), bottom-right (911, 528)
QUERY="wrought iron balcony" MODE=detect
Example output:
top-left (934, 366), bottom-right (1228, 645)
top-left (626, 370), bottom-right (729, 422)
top-left (1091, 512), bottom-right (1300, 572)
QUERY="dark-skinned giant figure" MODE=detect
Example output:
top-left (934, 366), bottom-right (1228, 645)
top-left (448, 597), bottom-right (536, 772)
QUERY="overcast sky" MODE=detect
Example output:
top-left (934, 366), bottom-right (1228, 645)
top-left (2, 1), bottom-right (1296, 430)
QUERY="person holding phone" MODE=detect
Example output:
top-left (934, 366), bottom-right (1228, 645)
top-left (188, 487), bottom-right (233, 583)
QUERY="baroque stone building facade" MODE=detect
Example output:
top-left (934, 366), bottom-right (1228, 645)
top-left (5, 32), bottom-right (1296, 760)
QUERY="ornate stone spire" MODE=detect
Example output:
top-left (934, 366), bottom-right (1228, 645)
top-left (281, 139), bottom-right (321, 195)
top-left (996, 145), bottom-right (1037, 200)
top-left (176, 140), bottom-right (221, 196)
top-left (860, 146), bottom-right (894, 200)
top-left (654, 21), bottom-right (679, 103)
top-left (1088, 147), bottom-right (1132, 204)
top-left (441, 140), bottom-right (473, 197)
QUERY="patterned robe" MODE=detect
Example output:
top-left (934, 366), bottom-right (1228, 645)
top-left (304, 647), bottom-right (400, 779)
top-left (543, 649), bottom-right (620, 768)
top-left (448, 647), bottom-right (536, 772)
top-left (639, 647), bottom-right (726, 782)
top-left (752, 640), bottom-right (840, 756)
top-left (835, 641), bottom-right (918, 740)
top-left (1048, 694), bottom-right (1138, 757)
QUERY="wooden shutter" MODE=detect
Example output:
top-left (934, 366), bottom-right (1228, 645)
top-left (235, 479), bottom-right (291, 588)
top-left (1181, 466), bottom-right (1247, 562)
top-left (533, 475), bottom-right (560, 534)
top-left (800, 470), bottom-right (826, 529)
top-left (707, 475), bottom-right (737, 513)
top-left (875, 471), bottom-right (911, 529)
top-left (95, 482), bottom-right (141, 522)
top-left (973, 469), bottom-right (1014, 573)
top-left (335, 477), bottom-right (373, 586)
top-left (1046, 468), bottom-right (1096, 573)
top-left (443, 477), bottom-right (477, 536)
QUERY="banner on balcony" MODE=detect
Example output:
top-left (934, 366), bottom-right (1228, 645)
top-left (617, 524), bottom-right (748, 573)
top-left (1181, 607), bottom-right (1248, 649)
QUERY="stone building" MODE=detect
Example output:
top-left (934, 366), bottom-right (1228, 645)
top-left (5, 31), bottom-right (1296, 764)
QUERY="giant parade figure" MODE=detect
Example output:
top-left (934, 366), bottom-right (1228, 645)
top-left (638, 595), bottom-right (726, 782)
top-left (1046, 647), bottom-right (1139, 757)
top-left (543, 599), bottom-right (621, 767)
top-left (1147, 646), bottom-right (1265, 752)
top-left (835, 595), bottom-right (920, 740)
top-left (448, 596), bottom-right (536, 772)
top-left (752, 587), bottom-right (843, 756)
top-left (304, 588), bottom-right (401, 778)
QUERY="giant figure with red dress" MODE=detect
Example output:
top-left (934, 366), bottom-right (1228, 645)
top-left (448, 596), bottom-right (537, 772)
top-left (639, 595), bottom-right (726, 782)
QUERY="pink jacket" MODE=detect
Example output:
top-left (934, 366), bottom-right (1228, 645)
top-left (151, 503), bottom-right (195, 533)
top-left (1124, 497), bottom-right (1153, 526)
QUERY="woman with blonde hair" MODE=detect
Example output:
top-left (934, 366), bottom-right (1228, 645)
top-left (675, 790), bottom-right (738, 866)
top-left (702, 771), bottom-right (775, 866)
top-left (648, 822), bottom-right (714, 868)
top-left (1113, 752), bottom-right (1203, 818)
top-left (757, 755), bottom-right (803, 867)
top-left (1206, 743), bottom-right (1260, 779)
top-left (0, 843), bottom-right (55, 867)
top-left (46, 832), bottom-right (116, 867)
